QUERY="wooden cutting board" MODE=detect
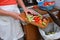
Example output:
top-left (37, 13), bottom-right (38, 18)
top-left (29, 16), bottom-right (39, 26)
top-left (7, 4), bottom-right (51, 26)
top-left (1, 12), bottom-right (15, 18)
top-left (20, 12), bottom-right (50, 29)
top-left (19, 6), bottom-right (59, 28)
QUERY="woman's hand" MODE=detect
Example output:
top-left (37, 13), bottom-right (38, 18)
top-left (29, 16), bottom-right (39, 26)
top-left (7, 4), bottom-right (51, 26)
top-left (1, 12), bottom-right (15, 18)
top-left (24, 8), bottom-right (38, 15)
top-left (9, 12), bottom-right (24, 21)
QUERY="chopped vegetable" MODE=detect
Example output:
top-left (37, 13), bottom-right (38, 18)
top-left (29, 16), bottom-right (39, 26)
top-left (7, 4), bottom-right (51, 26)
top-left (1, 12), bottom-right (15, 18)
top-left (33, 16), bottom-right (40, 23)
top-left (46, 32), bottom-right (55, 35)
top-left (42, 22), bottom-right (46, 26)
top-left (27, 14), bottom-right (33, 22)
top-left (38, 14), bottom-right (43, 19)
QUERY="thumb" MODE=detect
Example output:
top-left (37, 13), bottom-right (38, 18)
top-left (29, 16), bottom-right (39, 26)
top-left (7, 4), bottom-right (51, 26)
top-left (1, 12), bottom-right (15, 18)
top-left (19, 16), bottom-right (25, 22)
top-left (18, 14), bottom-right (25, 22)
top-left (24, 11), bottom-right (28, 14)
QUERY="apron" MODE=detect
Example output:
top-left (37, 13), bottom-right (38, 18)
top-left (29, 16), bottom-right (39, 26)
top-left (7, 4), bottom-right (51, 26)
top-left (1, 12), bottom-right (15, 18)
top-left (0, 5), bottom-right (24, 40)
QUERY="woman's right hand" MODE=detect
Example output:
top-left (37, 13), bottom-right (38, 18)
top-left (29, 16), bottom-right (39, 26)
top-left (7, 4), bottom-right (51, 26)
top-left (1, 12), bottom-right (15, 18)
top-left (9, 12), bottom-right (24, 21)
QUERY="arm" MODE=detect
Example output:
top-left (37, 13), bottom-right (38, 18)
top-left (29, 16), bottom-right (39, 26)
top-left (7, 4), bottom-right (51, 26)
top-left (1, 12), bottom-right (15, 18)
top-left (0, 9), bottom-right (24, 21)
top-left (17, 0), bottom-right (37, 15)
top-left (0, 9), bottom-right (12, 16)
top-left (17, 0), bottom-right (27, 11)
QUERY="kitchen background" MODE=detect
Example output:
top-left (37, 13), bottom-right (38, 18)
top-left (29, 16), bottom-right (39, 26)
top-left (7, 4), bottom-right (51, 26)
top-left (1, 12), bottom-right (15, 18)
top-left (19, 0), bottom-right (60, 40)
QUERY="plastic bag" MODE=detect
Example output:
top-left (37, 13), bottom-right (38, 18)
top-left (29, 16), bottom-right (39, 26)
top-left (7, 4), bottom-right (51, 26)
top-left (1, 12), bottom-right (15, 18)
top-left (39, 22), bottom-right (60, 40)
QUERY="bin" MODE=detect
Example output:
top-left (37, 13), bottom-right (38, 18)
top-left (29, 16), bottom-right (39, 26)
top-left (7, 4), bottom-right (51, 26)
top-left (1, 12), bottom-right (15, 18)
top-left (39, 22), bottom-right (60, 40)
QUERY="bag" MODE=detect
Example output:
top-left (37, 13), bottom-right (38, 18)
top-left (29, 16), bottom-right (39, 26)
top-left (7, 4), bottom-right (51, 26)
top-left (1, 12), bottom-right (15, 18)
top-left (39, 22), bottom-right (60, 40)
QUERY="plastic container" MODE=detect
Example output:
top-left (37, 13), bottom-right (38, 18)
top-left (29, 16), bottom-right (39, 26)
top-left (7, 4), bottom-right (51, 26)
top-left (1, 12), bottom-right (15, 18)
top-left (36, 0), bottom-right (44, 6)
top-left (37, 0), bottom-right (55, 10)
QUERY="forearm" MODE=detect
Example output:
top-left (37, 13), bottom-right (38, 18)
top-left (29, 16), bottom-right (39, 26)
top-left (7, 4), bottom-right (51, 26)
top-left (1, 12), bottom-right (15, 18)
top-left (0, 9), bottom-right (11, 16)
top-left (17, 0), bottom-right (27, 10)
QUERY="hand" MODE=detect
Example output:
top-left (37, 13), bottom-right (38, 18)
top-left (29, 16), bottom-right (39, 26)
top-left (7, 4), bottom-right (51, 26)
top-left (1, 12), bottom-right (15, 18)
top-left (9, 12), bottom-right (24, 21)
top-left (24, 8), bottom-right (38, 15)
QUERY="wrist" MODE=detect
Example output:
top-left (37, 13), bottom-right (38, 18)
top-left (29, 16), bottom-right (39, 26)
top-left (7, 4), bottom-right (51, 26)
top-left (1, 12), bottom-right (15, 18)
top-left (23, 7), bottom-right (28, 11)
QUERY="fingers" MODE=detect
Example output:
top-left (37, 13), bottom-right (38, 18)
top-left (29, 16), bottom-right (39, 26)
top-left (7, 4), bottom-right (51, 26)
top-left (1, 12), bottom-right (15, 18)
top-left (28, 9), bottom-right (38, 15)
top-left (19, 16), bottom-right (25, 22)
top-left (25, 12), bottom-right (28, 15)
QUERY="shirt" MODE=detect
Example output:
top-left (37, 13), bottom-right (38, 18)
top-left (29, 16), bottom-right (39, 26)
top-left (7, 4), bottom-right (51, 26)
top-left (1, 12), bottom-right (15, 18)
top-left (0, 0), bottom-right (17, 6)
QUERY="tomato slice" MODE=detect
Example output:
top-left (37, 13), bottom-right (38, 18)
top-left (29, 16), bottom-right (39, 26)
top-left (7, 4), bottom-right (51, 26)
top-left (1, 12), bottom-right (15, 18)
top-left (33, 16), bottom-right (40, 20)
top-left (39, 19), bottom-right (42, 24)
top-left (33, 16), bottom-right (41, 23)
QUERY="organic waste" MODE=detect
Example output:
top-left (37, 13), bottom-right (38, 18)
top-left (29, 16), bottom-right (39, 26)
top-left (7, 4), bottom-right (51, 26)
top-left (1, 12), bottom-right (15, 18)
top-left (46, 32), bottom-right (55, 35)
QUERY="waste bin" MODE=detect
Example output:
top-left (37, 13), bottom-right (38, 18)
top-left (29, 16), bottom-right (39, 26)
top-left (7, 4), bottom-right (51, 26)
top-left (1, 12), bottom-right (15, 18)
top-left (39, 22), bottom-right (60, 40)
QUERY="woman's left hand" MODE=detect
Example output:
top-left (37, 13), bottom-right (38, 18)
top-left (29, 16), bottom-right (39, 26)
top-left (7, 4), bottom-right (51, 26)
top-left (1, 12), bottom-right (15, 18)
top-left (24, 8), bottom-right (38, 15)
